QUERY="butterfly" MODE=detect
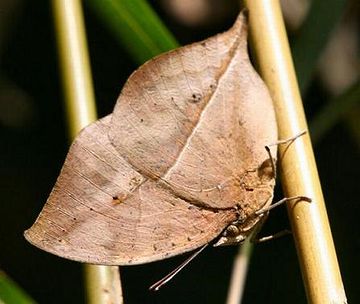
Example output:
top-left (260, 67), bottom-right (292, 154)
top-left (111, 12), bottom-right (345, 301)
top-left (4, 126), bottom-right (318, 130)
top-left (24, 11), bottom-right (278, 266)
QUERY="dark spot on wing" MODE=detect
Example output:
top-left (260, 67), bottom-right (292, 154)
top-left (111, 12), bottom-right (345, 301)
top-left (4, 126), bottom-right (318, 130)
top-left (189, 93), bottom-right (202, 103)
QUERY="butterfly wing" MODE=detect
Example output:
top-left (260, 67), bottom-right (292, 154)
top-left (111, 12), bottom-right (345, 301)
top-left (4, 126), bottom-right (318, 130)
top-left (109, 12), bottom-right (277, 209)
top-left (25, 12), bottom-right (277, 265)
top-left (24, 116), bottom-right (236, 265)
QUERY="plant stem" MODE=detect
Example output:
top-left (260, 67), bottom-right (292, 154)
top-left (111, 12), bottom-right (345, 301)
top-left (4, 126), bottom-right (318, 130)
top-left (84, 265), bottom-right (123, 304)
top-left (243, 1), bottom-right (347, 303)
top-left (52, 0), bottom-right (123, 303)
top-left (226, 239), bottom-right (252, 304)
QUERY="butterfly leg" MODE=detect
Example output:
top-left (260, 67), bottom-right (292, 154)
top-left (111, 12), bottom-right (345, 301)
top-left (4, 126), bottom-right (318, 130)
top-left (265, 130), bottom-right (307, 176)
top-left (251, 195), bottom-right (311, 243)
top-left (255, 196), bottom-right (312, 216)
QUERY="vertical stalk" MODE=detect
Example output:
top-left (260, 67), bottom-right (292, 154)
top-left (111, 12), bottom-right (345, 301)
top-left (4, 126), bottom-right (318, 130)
top-left (243, 1), bottom-right (347, 303)
top-left (52, 0), bottom-right (123, 303)
top-left (52, 0), bottom-right (96, 132)
top-left (226, 240), bottom-right (252, 304)
top-left (84, 265), bottom-right (123, 304)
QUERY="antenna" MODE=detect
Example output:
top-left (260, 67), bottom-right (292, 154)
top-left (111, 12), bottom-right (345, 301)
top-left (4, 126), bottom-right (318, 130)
top-left (149, 243), bottom-right (208, 291)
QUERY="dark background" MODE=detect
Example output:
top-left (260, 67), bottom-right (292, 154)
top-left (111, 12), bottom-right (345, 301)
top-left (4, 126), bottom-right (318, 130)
top-left (1, 1), bottom-right (359, 303)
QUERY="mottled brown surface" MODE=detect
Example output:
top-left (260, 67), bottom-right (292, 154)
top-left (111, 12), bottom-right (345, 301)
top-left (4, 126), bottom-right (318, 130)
top-left (24, 12), bottom-right (277, 265)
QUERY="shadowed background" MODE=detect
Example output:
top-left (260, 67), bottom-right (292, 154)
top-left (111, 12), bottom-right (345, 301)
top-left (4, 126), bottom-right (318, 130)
top-left (1, 1), bottom-right (359, 303)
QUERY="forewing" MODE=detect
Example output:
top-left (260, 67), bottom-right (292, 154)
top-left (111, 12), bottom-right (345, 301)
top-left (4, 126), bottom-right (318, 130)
top-left (109, 13), bottom-right (277, 208)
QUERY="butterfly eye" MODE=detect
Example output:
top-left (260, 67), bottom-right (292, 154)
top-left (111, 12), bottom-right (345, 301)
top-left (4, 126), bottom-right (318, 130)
top-left (225, 224), bottom-right (240, 237)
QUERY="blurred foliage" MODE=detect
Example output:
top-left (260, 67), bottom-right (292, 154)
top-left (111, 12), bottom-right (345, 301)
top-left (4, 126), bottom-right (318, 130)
top-left (86, 0), bottom-right (179, 64)
top-left (291, 0), bottom-right (348, 93)
top-left (0, 271), bottom-right (36, 304)
top-left (310, 80), bottom-right (360, 143)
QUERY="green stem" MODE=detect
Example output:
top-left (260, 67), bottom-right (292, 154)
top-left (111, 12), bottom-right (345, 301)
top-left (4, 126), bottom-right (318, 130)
top-left (52, 0), bottom-right (123, 303)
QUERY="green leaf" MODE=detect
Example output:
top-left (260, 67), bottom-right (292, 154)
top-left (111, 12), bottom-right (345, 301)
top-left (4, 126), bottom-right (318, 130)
top-left (86, 0), bottom-right (179, 64)
top-left (0, 271), bottom-right (36, 304)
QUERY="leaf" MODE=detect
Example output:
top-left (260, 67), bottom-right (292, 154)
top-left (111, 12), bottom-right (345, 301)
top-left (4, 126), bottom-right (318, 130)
top-left (86, 0), bottom-right (179, 63)
top-left (0, 271), bottom-right (36, 304)
top-left (24, 12), bottom-right (277, 265)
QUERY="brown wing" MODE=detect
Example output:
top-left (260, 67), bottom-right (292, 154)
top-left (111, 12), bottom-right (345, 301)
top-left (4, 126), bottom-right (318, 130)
top-left (25, 12), bottom-right (277, 265)
top-left (24, 116), bottom-right (236, 265)
top-left (109, 12), bottom-right (277, 209)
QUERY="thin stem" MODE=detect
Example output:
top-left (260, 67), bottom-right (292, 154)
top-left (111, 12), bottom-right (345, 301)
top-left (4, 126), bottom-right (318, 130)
top-left (84, 265), bottom-right (123, 304)
top-left (244, 1), bottom-right (347, 303)
top-left (52, 0), bottom-right (123, 303)
top-left (226, 239), bottom-right (252, 304)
